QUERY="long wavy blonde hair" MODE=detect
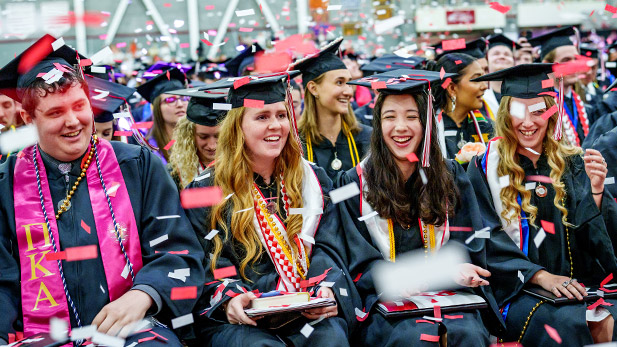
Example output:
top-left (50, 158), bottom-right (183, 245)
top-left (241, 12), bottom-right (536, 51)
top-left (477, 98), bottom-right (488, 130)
top-left (168, 116), bottom-right (199, 189)
top-left (495, 95), bottom-right (581, 227)
top-left (298, 72), bottom-right (361, 145)
top-left (209, 105), bottom-right (305, 279)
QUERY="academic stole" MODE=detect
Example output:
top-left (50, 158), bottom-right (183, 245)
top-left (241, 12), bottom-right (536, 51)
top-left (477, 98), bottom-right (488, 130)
top-left (558, 91), bottom-right (590, 146)
top-left (251, 159), bottom-right (323, 292)
top-left (355, 161), bottom-right (449, 262)
top-left (13, 139), bottom-right (143, 336)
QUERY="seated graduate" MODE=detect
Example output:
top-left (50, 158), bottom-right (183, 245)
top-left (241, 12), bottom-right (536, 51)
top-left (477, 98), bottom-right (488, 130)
top-left (583, 79), bottom-right (617, 148)
top-left (167, 88), bottom-right (227, 191)
top-left (136, 68), bottom-right (189, 165)
top-left (0, 35), bottom-right (205, 345)
top-left (338, 68), bottom-right (521, 346)
top-left (590, 126), bottom-right (617, 209)
top-left (291, 37), bottom-right (372, 179)
top-left (426, 53), bottom-right (494, 165)
top-left (468, 64), bottom-right (617, 346)
top-left (184, 73), bottom-right (357, 346)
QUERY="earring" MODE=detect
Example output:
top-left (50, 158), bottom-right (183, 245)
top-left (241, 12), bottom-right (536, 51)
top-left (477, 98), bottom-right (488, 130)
top-left (451, 95), bottom-right (456, 114)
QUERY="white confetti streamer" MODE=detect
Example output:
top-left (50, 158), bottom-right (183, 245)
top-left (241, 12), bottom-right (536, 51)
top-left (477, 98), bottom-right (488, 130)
top-left (235, 9), bottom-right (255, 16)
top-left (525, 182), bottom-right (537, 190)
top-left (70, 325), bottom-right (98, 341)
top-left (533, 228), bottom-right (546, 248)
top-left (510, 101), bottom-right (526, 119)
top-left (149, 234), bottom-right (169, 247)
top-left (499, 175), bottom-right (510, 189)
top-left (329, 182), bottom-right (360, 204)
top-left (50, 317), bottom-right (68, 341)
top-left (205, 229), bottom-right (219, 240)
top-left (52, 37), bottom-right (65, 51)
top-left (90, 46), bottom-right (113, 65)
top-left (606, 177), bottom-right (615, 185)
top-left (357, 210), bottom-right (379, 222)
top-left (0, 124), bottom-right (38, 154)
top-left (339, 288), bottom-right (348, 296)
top-left (528, 101), bottom-right (547, 113)
top-left (90, 66), bottom-right (106, 74)
top-left (300, 323), bottom-right (314, 338)
top-left (91, 332), bottom-right (124, 347)
top-left (171, 313), bottom-right (194, 328)
top-left (156, 215), bottom-right (181, 220)
top-left (213, 103), bottom-right (232, 110)
top-left (518, 270), bottom-right (525, 283)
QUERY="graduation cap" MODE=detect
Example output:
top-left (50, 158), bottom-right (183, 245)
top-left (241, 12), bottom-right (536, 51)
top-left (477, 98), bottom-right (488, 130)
top-left (349, 69), bottom-right (454, 167)
top-left (225, 44), bottom-right (264, 77)
top-left (288, 37), bottom-right (347, 89)
top-left (200, 71), bottom-right (301, 109)
top-left (0, 34), bottom-right (87, 102)
top-left (198, 60), bottom-right (228, 80)
top-left (471, 63), bottom-right (554, 98)
top-left (167, 87), bottom-right (227, 127)
top-left (433, 38), bottom-right (487, 60)
top-left (486, 34), bottom-right (522, 52)
top-left (136, 67), bottom-right (187, 103)
top-left (147, 61), bottom-right (192, 74)
top-left (528, 27), bottom-right (576, 61)
top-left (360, 54), bottom-right (426, 74)
top-left (85, 75), bottom-right (136, 123)
top-left (579, 44), bottom-right (599, 59)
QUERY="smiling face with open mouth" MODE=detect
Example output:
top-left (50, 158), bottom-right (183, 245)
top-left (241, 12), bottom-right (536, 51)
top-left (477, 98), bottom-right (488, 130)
top-left (25, 83), bottom-right (93, 162)
top-left (241, 101), bottom-right (290, 166)
top-left (510, 96), bottom-right (550, 156)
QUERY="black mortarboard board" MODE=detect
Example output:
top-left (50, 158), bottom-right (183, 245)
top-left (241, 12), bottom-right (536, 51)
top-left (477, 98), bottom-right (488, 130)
top-left (486, 34), bottom-right (522, 51)
top-left (198, 60), bottom-right (228, 80)
top-left (348, 68), bottom-right (456, 94)
top-left (136, 67), bottom-right (187, 103)
top-left (433, 38), bottom-right (487, 60)
top-left (167, 87), bottom-right (227, 127)
top-left (528, 27), bottom-right (576, 61)
top-left (579, 44), bottom-right (599, 59)
top-left (85, 75), bottom-right (136, 123)
top-left (288, 37), bottom-right (348, 89)
top-left (360, 54), bottom-right (426, 73)
top-left (200, 71), bottom-right (301, 109)
top-left (225, 44), bottom-right (264, 77)
top-left (471, 63), bottom-right (554, 98)
top-left (0, 34), bottom-right (87, 102)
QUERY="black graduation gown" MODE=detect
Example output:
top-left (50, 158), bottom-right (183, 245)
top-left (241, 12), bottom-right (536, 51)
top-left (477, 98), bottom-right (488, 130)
top-left (582, 111), bottom-right (617, 149)
top-left (336, 160), bottom-right (527, 346)
top-left (0, 141), bottom-right (206, 344)
top-left (467, 153), bottom-right (617, 346)
top-left (564, 95), bottom-right (587, 144)
top-left (185, 164), bottom-right (359, 347)
top-left (442, 113), bottom-right (494, 161)
top-left (352, 104), bottom-right (374, 126)
top-left (590, 91), bottom-right (617, 125)
top-left (592, 126), bottom-right (617, 199)
top-left (302, 124), bottom-right (372, 180)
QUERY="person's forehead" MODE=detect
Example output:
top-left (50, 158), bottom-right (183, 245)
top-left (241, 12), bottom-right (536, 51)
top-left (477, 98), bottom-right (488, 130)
top-left (488, 45), bottom-right (513, 55)
top-left (0, 94), bottom-right (13, 103)
top-left (36, 84), bottom-right (88, 107)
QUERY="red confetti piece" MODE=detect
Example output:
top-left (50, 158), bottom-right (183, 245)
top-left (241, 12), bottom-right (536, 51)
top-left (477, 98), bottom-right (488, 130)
top-left (163, 140), bottom-right (176, 151)
top-left (163, 3), bottom-right (172, 7)
top-left (17, 151), bottom-right (24, 158)
top-left (168, 250), bottom-right (189, 255)
top-left (415, 319), bottom-right (435, 324)
top-left (439, 67), bottom-right (445, 80)
top-left (114, 131), bottom-right (132, 137)
top-left (540, 220), bottom-right (555, 234)
top-left (353, 273), bottom-right (362, 283)
top-left (541, 79), bottom-right (554, 89)
top-left (544, 324), bottom-right (562, 344)
top-left (606, 4), bottom-right (617, 13)
top-left (233, 76), bottom-right (251, 89)
top-left (442, 38), bottom-right (466, 51)
top-left (254, 51), bottom-right (291, 73)
top-left (179, 43), bottom-right (190, 49)
top-left (225, 289), bottom-right (240, 298)
top-left (588, 298), bottom-right (613, 310)
top-left (166, 70), bottom-right (171, 81)
top-left (539, 105), bottom-right (558, 120)
top-left (18, 35), bottom-right (55, 74)
top-left (449, 226), bottom-right (474, 232)
top-left (538, 91), bottom-right (558, 97)
top-left (45, 251), bottom-right (67, 261)
top-left (201, 39), bottom-right (213, 46)
top-left (553, 61), bottom-right (590, 78)
top-left (171, 286), bottom-right (197, 300)
top-left (213, 265), bottom-right (237, 279)
top-left (441, 78), bottom-right (452, 89)
top-left (66, 245), bottom-right (98, 261)
top-left (244, 99), bottom-right (265, 108)
top-left (454, 60), bottom-right (462, 65)
top-left (601, 273), bottom-right (613, 288)
top-left (437, 110), bottom-right (443, 123)
top-left (444, 314), bottom-right (463, 319)
top-left (355, 308), bottom-right (369, 321)
top-left (371, 81), bottom-right (387, 90)
top-left (81, 220), bottom-right (91, 234)
top-left (131, 122), bottom-right (153, 130)
top-left (239, 27), bottom-right (253, 32)
top-left (433, 305), bottom-right (441, 319)
top-left (489, 2), bottom-right (511, 14)
top-left (406, 153), bottom-right (419, 163)
top-left (420, 334), bottom-right (440, 342)
top-left (79, 59), bottom-right (92, 67)
top-left (309, 267), bottom-right (332, 286)
top-left (205, 5), bottom-right (215, 10)
top-left (138, 336), bottom-right (156, 343)
top-left (180, 186), bottom-right (223, 209)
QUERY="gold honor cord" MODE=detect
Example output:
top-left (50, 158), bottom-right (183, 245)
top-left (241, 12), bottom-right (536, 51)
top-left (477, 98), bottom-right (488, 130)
top-left (306, 122), bottom-right (360, 167)
top-left (387, 219), bottom-right (435, 262)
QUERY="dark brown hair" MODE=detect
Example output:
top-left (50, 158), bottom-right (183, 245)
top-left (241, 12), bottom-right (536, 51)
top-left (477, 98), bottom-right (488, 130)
top-left (147, 96), bottom-right (171, 162)
top-left (364, 92), bottom-right (459, 226)
top-left (21, 67), bottom-right (90, 118)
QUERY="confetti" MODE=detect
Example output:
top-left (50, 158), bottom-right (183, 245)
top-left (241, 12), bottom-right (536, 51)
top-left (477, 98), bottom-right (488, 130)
top-left (525, 182), bottom-right (537, 190)
top-left (194, 172), bottom-right (211, 182)
top-left (300, 323), bottom-right (314, 338)
top-left (156, 215), bottom-right (181, 220)
top-left (524, 147), bottom-right (540, 155)
top-left (518, 270), bottom-right (525, 283)
top-left (526, 175), bottom-right (553, 184)
top-left (440, 67), bottom-right (445, 80)
top-left (90, 66), bottom-right (105, 74)
top-left (601, 273), bottom-right (613, 288)
top-left (239, 27), bottom-right (253, 33)
top-left (355, 307), bottom-right (369, 321)
top-left (420, 334), bottom-right (440, 342)
top-left (163, 140), bottom-right (176, 150)
top-left (90, 46), bottom-right (113, 65)
top-left (0, 124), bottom-right (38, 154)
top-left (433, 305), bottom-right (441, 319)
top-left (327, 5), bottom-right (342, 11)
top-left (149, 234), bottom-right (169, 247)
top-left (235, 9), bottom-right (255, 17)
top-left (606, 4), bottom-right (617, 13)
top-left (233, 76), bottom-right (251, 89)
top-left (371, 81), bottom-right (387, 90)
top-left (121, 263), bottom-right (130, 279)
top-left (499, 175), bottom-right (510, 189)
top-left (63, 245), bottom-right (97, 261)
top-left (181, 186), bottom-right (224, 209)
top-left (540, 220), bottom-right (555, 234)
top-left (50, 317), bottom-right (68, 341)
top-left (171, 286), bottom-right (198, 300)
top-left (113, 111), bottom-right (131, 119)
top-left (81, 220), bottom-right (90, 234)
top-left (534, 228), bottom-right (546, 248)
top-left (289, 208), bottom-right (323, 216)
top-left (171, 313), bottom-right (194, 329)
top-left (168, 268), bottom-right (190, 282)
top-left (107, 182), bottom-right (120, 197)
top-left (474, 227), bottom-right (491, 239)
top-left (374, 15), bottom-right (405, 35)
top-left (419, 168), bottom-right (428, 185)
top-left (213, 103), bottom-right (232, 110)
top-left (330, 182), bottom-right (360, 204)
top-left (442, 38), bottom-right (466, 51)
top-left (244, 99), bottom-right (265, 108)
top-left (489, 2), bottom-right (511, 14)
top-left (201, 39), bottom-right (213, 46)
top-left (606, 177), bottom-right (615, 185)
top-left (51, 37), bottom-right (65, 51)
top-left (528, 101), bottom-right (547, 113)
top-left (320, 281), bottom-right (335, 288)
top-left (444, 314), bottom-right (463, 319)
top-left (510, 101), bottom-right (526, 119)
top-left (213, 265), bottom-right (237, 279)
top-left (114, 131), bottom-right (132, 137)
top-left (205, 229), bottom-right (219, 240)
top-left (357, 210), bottom-right (379, 222)
top-left (406, 153), bottom-right (419, 163)
top-left (441, 78), bottom-right (452, 89)
top-left (71, 325), bottom-right (97, 341)
top-left (544, 324), bottom-right (562, 344)
top-left (131, 122), bottom-right (154, 130)
top-left (339, 288), bottom-right (348, 296)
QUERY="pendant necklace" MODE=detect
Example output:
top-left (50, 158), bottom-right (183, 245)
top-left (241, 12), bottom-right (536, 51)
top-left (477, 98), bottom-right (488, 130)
top-left (331, 152), bottom-right (343, 170)
top-left (535, 184), bottom-right (548, 198)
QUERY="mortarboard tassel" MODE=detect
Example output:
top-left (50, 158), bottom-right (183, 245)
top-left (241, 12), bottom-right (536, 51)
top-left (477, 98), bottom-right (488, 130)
top-left (553, 76), bottom-right (565, 141)
top-left (285, 75), bottom-right (304, 157)
top-left (421, 87), bottom-right (433, 167)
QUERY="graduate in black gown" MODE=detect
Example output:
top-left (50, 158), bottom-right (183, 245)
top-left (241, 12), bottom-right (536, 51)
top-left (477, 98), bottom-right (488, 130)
top-left (184, 73), bottom-right (358, 346)
top-left (583, 78), bottom-right (617, 148)
top-left (291, 38), bottom-right (372, 179)
top-left (86, 75), bottom-right (136, 142)
top-left (591, 126), bottom-right (617, 200)
top-left (468, 64), bottom-right (617, 346)
top-left (338, 69), bottom-right (531, 346)
top-left (426, 53), bottom-right (494, 165)
top-left (0, 35), bottom-right (205, 346)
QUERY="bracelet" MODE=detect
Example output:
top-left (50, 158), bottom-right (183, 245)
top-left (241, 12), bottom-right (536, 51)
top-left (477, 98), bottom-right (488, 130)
top-left (592, 191), bottom-right (603, 195)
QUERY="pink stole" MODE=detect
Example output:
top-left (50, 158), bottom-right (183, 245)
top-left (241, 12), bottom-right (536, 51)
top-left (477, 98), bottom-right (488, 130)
top-left (13, 139), bottom-right (143, 336)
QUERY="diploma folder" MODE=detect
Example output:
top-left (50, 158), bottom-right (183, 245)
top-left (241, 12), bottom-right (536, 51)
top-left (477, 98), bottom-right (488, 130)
top-left (523, 285), bottom-right (617, 305)
top-left (376, 290), bottom-right (488, 318)
top-left (245, 297), bottom-right (337, 317)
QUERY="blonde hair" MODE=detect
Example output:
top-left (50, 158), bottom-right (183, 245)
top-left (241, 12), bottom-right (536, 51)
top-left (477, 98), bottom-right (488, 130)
top-left (495, 95), bottom-right (581, 227)
top-left (209, 105), bottom-right (305, 279)
top-left (168, 116), bottom-right (200, 189)
top-left (147, 96), bottom-right (171, 161)
top-left (298, 72), bottom-right (360, 145)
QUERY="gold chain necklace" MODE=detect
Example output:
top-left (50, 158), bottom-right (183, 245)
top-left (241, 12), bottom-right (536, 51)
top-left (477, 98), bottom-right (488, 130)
top-left (55, 136), bottom-right (97, 219)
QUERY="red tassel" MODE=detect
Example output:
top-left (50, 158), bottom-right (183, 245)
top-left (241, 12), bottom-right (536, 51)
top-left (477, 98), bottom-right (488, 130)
top-left (421, 88), bottom-right (433, 167)
top-left (553, 77), bottom-right (564, 141)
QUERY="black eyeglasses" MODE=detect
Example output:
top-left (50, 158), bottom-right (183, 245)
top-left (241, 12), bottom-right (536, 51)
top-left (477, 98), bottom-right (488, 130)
top-left (163, 96), bottom-right (190, 104)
